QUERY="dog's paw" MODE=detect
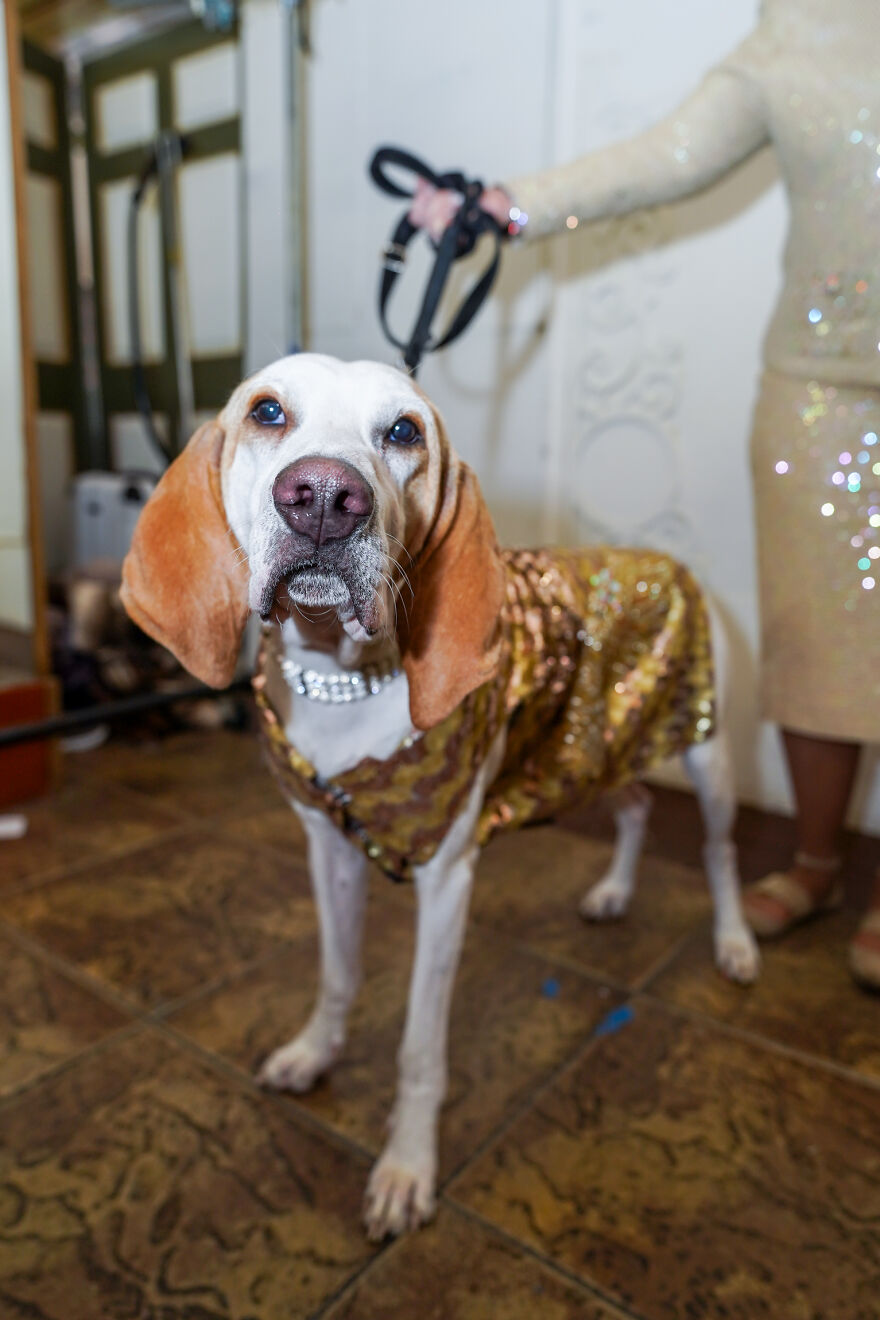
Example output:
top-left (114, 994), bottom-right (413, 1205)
top-left (714, 925), bottom-right (761, 984)
top-left (363, 1150), bottom-right (436, 1241)
top-left (256, 1033), bottom-right (340, 1094)
top-left (579, 876), bottom-right (631, 921)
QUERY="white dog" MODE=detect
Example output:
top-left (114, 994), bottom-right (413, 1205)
top-left (122, 353), bottom-right (759, 1240)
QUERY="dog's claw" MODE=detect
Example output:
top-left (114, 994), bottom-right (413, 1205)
top-left (579, 876), bottom-right (631, 921)
top-left (363, 1154), bottom-right (436, 1240)
top-left (715, 927), bottom-right (761, 984)
top-left (256, 1034), bottom-right (341, 1093)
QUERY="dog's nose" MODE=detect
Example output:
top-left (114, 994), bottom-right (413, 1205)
top-left (272, 457), bottom-right (374, 546)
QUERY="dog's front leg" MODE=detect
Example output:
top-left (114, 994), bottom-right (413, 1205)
top-left (363, 733), bottom-right (505, 1241)
top-left (363, 840), bottom-right (476, 1240)
top-left (258, 804), bottom-right (368, 1092)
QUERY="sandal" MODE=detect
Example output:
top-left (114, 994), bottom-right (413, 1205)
top-left (744, 851), bottom-right (843, 939)
top-left (849, 908), bottom-right (880, 991)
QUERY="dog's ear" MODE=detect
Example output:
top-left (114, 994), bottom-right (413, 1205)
top-left (398, 459), bottom-right (505, 731)
top-left (120, 419), bottom-right (249, 687)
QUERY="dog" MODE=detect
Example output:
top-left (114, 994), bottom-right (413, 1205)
top-left (121, 352), bottom-right (759, 1240)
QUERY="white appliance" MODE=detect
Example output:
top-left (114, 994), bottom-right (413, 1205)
top-left (70, 471), bottom-right (157, 570)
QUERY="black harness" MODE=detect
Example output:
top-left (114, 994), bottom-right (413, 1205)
top-left (369, 146), bottom-right (507, 375)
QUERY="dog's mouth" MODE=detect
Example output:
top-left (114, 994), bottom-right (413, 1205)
top-left (258, 557), bottom-right (384, 635)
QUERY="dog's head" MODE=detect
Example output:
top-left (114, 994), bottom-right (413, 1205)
top-left (121, 353), bottom-right (505, 729)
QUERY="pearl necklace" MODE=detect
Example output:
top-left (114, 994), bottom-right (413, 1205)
top-left (277, 654), bottom-right (401, 703)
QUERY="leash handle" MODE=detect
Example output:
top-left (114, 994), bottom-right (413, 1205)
top-left (370, 145), bottom-right (468, 200)
top-left (370, 145), bottom-right (504, 375)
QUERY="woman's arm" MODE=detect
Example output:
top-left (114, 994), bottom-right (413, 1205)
top-left (508, 66), bottom-right (769, 240)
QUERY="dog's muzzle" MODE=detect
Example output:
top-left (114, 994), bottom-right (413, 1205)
top-left (259, 456), bottom-right (382, 631)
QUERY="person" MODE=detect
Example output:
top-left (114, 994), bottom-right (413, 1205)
top-left (409, 0), bottom-right (880, 989)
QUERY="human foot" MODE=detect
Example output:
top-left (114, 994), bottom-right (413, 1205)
top-left (743, 852), bottom-right (842, 939)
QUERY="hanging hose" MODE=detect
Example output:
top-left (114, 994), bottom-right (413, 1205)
top-left (127, 147), bottom-right (174, 469)
top-left (127, 132), bottom-right (194, 467)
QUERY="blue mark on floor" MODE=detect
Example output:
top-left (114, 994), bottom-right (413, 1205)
top-left (592, 1004), bottom-right (635, 1037)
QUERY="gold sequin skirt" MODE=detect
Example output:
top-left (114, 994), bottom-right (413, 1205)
top-left (751, 369), bottom-right (880, 742)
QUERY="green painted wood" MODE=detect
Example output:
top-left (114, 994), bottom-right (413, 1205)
top-left (101, 354), bottom-right (239, 416)
top-left (87, 119), bottom-right (239, 183)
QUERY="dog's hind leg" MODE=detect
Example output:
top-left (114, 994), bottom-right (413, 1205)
top-left (683, 731), bottom-right (759, 983)
top-left (258, 804), bottom-right (368, 1093)
top-left (579, 783), bottom-right (652, 921)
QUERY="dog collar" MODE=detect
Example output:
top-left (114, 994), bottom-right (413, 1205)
top-left (276, 653), bottom-right (401, 703)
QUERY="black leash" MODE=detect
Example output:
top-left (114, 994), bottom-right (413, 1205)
top-left (369, 146), bottom-right (506, 375)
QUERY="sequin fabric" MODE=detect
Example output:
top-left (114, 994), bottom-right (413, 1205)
top-left (254, 547), bottom-right (714, 882)
top-left (752, 370), bottom-right (880, 739)
top-left (508, 0), bottom-right (880, 739)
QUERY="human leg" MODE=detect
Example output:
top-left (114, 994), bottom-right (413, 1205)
top-left (744, 729), bottom-right (860, 937)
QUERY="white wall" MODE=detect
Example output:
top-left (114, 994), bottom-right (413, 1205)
top-left (0, 2), bottom-right (34, 636)
top-left (303, 0), bottom-right (880, 834)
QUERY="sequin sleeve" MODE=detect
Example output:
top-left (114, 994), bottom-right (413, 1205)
top-left (507, 47), bottom-right (769, 241)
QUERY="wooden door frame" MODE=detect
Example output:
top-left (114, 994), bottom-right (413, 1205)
top-left (2, 0), bottom-right (50, 677)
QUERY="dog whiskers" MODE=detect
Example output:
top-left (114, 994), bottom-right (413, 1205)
top-left (379, 570), bottom-right (403, 630)
top-left (385, 532), bottom-right (414, 570)
top-left (378, 566), bottom-right (411, 634)
top-left (383, 542), bottom-right (414, 607)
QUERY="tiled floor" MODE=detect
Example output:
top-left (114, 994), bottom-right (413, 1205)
top-left (1, 724), bottom-right (878, 1319)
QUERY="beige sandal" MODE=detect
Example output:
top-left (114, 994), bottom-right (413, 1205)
top-left (744, 851), bottom-right (843, 939)
top-left (849, 909), bottom-right (880, 991)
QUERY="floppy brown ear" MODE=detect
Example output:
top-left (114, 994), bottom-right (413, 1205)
top-left (120, 419), bottom-right (249, 687)
top-left (399, 459), bottom-right (505, 730)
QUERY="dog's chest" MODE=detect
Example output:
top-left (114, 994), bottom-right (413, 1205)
top-left (283, 678), bottom-right (413, 780)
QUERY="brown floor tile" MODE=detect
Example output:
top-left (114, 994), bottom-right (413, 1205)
top-left (0, 1029), bottom-right (375, 1319)
top-left (3, 832), bottom-right (313, 1009)
top-left (71, 727), bottom-right (279, 822)
top-left (219, 798), bottom-right (308, 858)
top-left (471, 825), bottom-right (711, 987)
top-left (170, 895), bottom-right (617, 1178)
top-left (450, 1000), bottom-right (880, 1319)
top-left (648, 909), bottom-right (880, 1080)
top-left (0, 931), bottom-right (130, 1098)
top-left (82, 726), bottom-right (311, 860)
top-left (325, 1204), bottom-right (628, 1319)
top-left (0, 780), bottom-right (186, 891)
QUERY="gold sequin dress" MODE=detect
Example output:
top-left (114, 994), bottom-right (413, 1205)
top-left (255, 548), bottom-right (714, 883)
top-left (509, 0), bottom-right (880, 743)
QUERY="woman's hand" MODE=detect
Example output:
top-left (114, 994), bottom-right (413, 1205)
top-left (407, 178), bottom-right (516, 241)
top-left (407, 178), bottom-right (461, 241)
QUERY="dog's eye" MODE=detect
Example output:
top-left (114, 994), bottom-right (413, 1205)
top-left (386, 416), bottom-right (422, 445)
top-left (251, 398), bottom-right (285, 426)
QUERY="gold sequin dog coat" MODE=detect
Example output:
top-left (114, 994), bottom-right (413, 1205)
top-left (255, 547), bottom-right (715, 882)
